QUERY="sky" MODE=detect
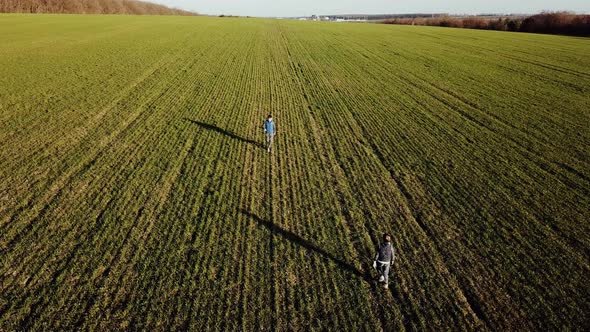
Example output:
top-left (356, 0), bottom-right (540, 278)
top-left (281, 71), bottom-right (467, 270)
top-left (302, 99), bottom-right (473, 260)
top-left (151, 0), bottom-right (590, 17)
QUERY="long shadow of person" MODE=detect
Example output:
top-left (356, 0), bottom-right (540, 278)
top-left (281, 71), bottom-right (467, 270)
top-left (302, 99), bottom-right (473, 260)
top-left (184, 118), bottom-right (265, 150)
top-left (240, 209), bottom-right (374, 283)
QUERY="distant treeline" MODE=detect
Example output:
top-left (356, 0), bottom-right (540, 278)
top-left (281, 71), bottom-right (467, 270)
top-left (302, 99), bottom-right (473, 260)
top-left (0, 0), bottom-right (196, 15)
top-left (383, 12), bottom-right (590, 36)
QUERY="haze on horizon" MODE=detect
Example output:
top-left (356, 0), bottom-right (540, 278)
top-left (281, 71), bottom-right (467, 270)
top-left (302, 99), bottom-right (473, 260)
top-left (151, 0), bottom-right (590, 17)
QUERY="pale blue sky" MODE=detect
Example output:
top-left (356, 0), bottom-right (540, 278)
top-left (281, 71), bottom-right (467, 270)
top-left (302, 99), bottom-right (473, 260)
top-left (152, 0), bottom-right (590, 17)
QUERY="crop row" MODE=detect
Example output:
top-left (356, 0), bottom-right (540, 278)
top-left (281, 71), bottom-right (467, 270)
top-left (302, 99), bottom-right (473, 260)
top-left (0, 15), bottom-right (588, 331)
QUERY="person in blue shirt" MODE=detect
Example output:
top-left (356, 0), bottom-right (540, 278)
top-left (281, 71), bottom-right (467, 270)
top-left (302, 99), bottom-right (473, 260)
top-left (264, 114), bottom-right (276, 153)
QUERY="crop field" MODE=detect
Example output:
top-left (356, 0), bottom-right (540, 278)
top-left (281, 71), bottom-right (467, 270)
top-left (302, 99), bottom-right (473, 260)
top-left (0, 14), bottom-right (589, 331)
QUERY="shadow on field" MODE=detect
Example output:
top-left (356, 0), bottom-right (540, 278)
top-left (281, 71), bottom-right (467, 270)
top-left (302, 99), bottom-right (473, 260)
top-left (184, 118), bottom-right (265, 150)
top-left (241, 209), bottom-right (373, 283)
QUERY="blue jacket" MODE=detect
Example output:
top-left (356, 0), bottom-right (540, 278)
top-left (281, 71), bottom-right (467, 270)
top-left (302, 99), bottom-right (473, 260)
top-left (265, 120), bottom-right (275, 134)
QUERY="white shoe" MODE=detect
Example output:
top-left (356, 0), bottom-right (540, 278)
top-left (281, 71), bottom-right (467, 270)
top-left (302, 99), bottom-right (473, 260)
top-left (384, 284), bottom-right (389, 289)
top-left (378, 276), bottom-right (385, 282)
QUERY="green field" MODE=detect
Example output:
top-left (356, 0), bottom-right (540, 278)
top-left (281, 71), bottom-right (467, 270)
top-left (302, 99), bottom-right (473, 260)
top-left (0, 14), bottom-right (589, 331)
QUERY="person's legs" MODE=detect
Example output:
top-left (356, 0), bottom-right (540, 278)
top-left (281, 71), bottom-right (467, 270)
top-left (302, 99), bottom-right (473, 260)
top-left (378, 263), bottom-right (385, 282)
top-left (267, 134), bottom-right (274, 151)
top-left (383, 264), bottom-right (390, 284)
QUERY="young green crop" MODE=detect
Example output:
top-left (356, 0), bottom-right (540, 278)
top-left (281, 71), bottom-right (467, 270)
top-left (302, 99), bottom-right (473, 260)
top-left (0, 14), bottom-right (588, 331)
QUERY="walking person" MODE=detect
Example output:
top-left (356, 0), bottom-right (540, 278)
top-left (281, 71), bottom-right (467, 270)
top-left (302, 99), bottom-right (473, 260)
top-left (373, 233), bottom-right (396, 289)
top-left (264, 114), bottom-right (276, 153)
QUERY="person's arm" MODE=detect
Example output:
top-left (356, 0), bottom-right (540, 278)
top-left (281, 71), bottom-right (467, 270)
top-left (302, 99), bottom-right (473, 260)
top-left (391, 246), bottom-right (396, 264)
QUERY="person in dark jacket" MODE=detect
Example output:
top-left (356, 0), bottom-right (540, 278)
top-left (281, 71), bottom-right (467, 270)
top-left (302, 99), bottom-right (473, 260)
top-left (373, 233), bottom-right (396, 289)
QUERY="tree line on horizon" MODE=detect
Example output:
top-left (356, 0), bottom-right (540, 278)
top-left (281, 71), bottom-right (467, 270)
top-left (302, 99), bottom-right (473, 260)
top-left (0, 0), bottom-right (196, 15)
top-left (383, 12), bottom-right (590, 36)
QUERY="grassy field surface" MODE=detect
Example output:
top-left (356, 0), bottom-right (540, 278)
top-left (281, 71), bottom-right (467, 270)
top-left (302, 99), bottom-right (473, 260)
top-left (0, 14), bottom-right (589, 331)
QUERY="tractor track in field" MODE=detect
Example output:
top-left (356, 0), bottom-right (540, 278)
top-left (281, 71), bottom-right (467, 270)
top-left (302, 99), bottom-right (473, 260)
top-left (152, 127), bottom-right (226, 330)
top-left (234, 131), bottom-right (259, 330)
top-left (395, 73), bottom-right (590, 258)
top-left (330, 81), bottom-right (571, 329)
top-left (343, 35), bottom-right (590, 187)
top-left (0, 49), bottom-right (180, 185)
top-left (278, 25), bottom-right (391, 331)
top-left (307, 110), bottom-right (393, 330)
top-left (362, 133), bottom-right (490, 329)
top-left (405, 73), bottom-right (590, 196)
top-left (320, 38), bottom-right (584, 262)
top-left (343, 35), bottom-right (589, 174)
top-left (0, 141), bottom-right (143, 300)
top-left (0, 34), bottom-right (212, 249)
top-left (39, 52), bottom-right (216, 325)
top-left (2, 17), bottom-right (589, 331)
top-left (1, 46), bottom-right (210, 328)
top-left (283, 25), bottom-right (490, 329)
top-left (317, 43), bottom-right (557, 328)
top-left (0, 84), bottom-right (160, 254)
top-left (0, 50), bottom-right (186, 242)
top-left (43, 121), bottom-right (193, 326)
top-left (344, 101), bottom-right (490, 329)
top-left (401, 30), bottom-right (590, 79)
